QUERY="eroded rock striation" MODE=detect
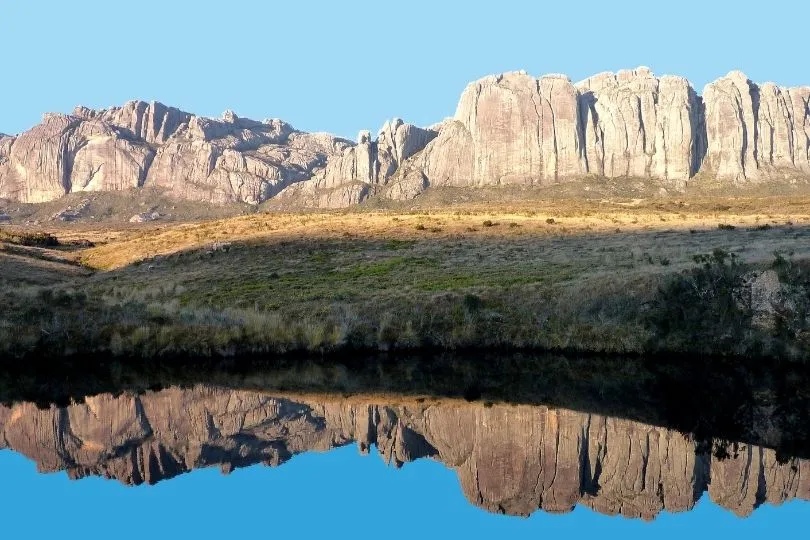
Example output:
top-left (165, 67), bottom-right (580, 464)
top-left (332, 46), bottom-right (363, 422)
top-left (0, 104), bottom-right (355, 206)
top-left (2, 68), bottom-right (809, 207)
top-left (0, 387), bottom-right (807, 519)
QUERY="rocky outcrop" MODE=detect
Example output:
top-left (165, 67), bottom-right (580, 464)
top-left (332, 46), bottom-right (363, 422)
top-left (375, 118), bottom-right (438, 181)
top-left (142, 113), bottom-right (354, 205)
top-left (703, 73), bottom-right (810, 183)
top-left (576, 68), bottom-right (705, 186)
top-left (391, 68), bottom-right (809, 198)
top-left (393, 68), bottom-right (706, 194)
top-left (0, 106), bottom-right (353, 205)
top-left (273, 120), bottom-right (438, 208)
top-left (271, 177), bottom-right (371, 209)
top-left (454, 71), bottom-right (585, 185)
top-left (0, 134), bottom-right (13, 159)
top-left (129, 210), bottom-right (161, 224)
top-left (2, 68), bottom-right (809, 207)
top-left (393, 120), bottom-right (474, 191)
top-left (1, 386), bottom-right (807, 519)
top-left (73, 100), bottom-right (190, 144)
top-left (0, 114), bottom-right (152, 202)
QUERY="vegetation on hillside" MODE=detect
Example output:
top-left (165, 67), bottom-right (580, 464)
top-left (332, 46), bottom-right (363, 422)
top-left (3, 197), bottom-right (810, 360)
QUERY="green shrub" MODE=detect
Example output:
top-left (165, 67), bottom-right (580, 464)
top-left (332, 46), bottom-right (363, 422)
top-left (646, 249), bottom-right (752, 355)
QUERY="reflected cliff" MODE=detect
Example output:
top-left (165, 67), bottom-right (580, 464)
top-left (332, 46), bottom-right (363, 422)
top-left (3, 352), bottom-right (810, 461)
top-left (1, 386), bottom-right (808, 520)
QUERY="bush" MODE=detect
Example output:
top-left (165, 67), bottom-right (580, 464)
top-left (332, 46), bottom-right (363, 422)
top-left (646, 249), bottom-right (752, 355)
top-left (0, 231), bottom-right (60, 247)
top-left (646, 249), bottom-right (810, 359)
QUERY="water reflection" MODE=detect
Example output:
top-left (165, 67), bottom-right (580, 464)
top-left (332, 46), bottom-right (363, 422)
top-left (1, 386), bottom-right (807, 520)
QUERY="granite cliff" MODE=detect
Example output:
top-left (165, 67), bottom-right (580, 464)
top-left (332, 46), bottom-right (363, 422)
top-left (1, 68), bottom-right (808, 208)
top-left (1, 386), bottom-right (807, 519)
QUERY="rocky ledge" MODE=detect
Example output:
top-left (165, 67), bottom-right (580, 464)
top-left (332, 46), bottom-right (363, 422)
top-left (1, 68), bottom-right (808, 208)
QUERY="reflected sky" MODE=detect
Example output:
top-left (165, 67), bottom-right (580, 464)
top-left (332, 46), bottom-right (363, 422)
top-left (1, 381), bottom-right (809, 539)
top-left (1, 445), bottom-right (805, 539)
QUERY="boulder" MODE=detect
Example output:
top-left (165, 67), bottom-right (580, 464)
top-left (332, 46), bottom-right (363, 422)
top-left (52, 198), bottom-right (91, 222)
top-left (129, 211), bottom-right (161, 224)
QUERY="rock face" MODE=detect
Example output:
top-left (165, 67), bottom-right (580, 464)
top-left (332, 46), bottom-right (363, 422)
top-left (73, 100), bottom-right (190, 145)
top-left (2, 68), bottom-right (809, 207)
top-left (272, 120), bottom-right (438, 207)
top-left (703, 72), bottom-right (810, 183)
top-left (576, 68), bottom-right (705, 186)
top-left (1, 386), bottom-right (807, 519)
top-left (0, 113), bottom-right (155, 203)
top-left (0, 104), bottom-right (354, 205)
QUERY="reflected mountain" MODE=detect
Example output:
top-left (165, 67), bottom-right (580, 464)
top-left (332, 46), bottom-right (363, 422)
top-left (1, 386), bottom-right (808, 520)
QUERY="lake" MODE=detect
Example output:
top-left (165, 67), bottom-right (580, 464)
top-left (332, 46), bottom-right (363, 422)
top-left (1, 353), bottom-right (808, 537)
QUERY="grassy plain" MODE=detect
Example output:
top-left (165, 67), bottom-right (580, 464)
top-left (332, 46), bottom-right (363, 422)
top-left (3, 191), bottom-right (810, 359)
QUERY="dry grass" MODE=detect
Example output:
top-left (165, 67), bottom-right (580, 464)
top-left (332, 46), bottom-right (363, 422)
top-left (67, 195), bottom-right (810, 271)
top-left (3, 194), bottom-right (810, 358)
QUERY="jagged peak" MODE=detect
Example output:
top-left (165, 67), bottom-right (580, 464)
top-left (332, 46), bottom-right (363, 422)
top-left (377, 118), bottom-right (408, 139)
top-left (427, 117), bottom-right (454, 132)
top-left (357, 130), bottom-right (372, 144)
top-left (540, 73), bottom-right (571, 81)
top-left (575, 66), bottom-right (659, 92)
top-left (73, 99), bottom-right (190, 118)
top-left (723, 70), bottom-right (751, 84)
top-left (2, 67), bottom-right (809, 208)
top-left (618, 65), bottom-right (654, 77)
top-left (658, 74), bottom-right (692, 85)
top-left (41, 112), bottom-right (76, 123)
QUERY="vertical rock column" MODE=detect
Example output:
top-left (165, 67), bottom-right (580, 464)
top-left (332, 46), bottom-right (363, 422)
top-left (355, 130), bottom-right (374, 183)
top-left (703, 71), bottom-right (760, 183)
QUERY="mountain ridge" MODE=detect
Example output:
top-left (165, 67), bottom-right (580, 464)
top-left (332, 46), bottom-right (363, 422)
top-left (1, 67), bottom-right (809, 209)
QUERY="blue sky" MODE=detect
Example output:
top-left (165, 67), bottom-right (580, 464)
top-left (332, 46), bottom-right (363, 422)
top-left (0, 446), bottom-right (805, 539)
top-left (1, 0), bottom-right (809, 140)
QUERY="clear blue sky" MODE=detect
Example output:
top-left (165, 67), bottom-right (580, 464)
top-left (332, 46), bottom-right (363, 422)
top-left (0, 446), bottom-right (805, 539)
top-left (1, 0), bottom-right (809, 140)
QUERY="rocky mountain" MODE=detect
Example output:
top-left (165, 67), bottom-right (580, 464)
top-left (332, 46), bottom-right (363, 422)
top-left (1, 386), bottom-right (807, 519)
top-left (1, 68), bottom-right (808, 209)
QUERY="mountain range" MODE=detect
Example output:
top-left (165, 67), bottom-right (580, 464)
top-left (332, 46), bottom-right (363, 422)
top-left (1, 67), bottom-right (809, 209)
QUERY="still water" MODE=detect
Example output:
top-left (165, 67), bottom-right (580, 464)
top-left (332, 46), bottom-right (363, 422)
top-left (1, 384), bottom-right (807, 538)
